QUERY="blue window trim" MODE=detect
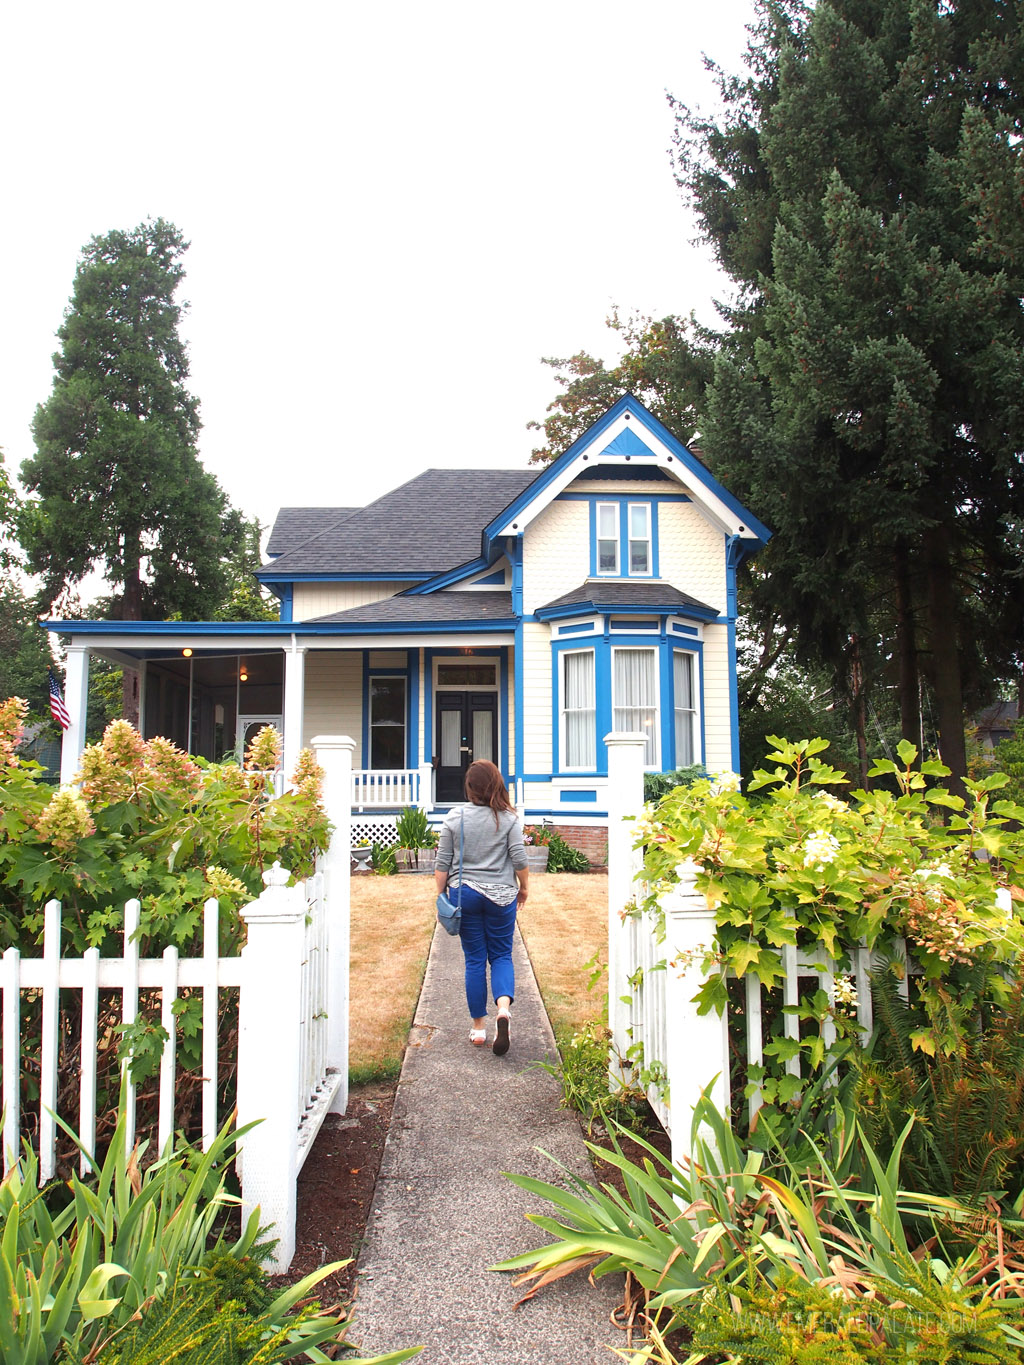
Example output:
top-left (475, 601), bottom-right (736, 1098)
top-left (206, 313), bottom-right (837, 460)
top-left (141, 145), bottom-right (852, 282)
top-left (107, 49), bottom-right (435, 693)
top-left (551, 640), bottom-right (600, 776)
top-left (557, 621), bottom-right (595, 635)
top-left (671, 645), bottom-right (704, 769)
top-left (362, 654), bottom-right (416, 769)
top-left (588, 496), bottom-right (659, 579)
top-left (552, 632), bottom-right (705, 777)
top-left (560, 789), bottom-right (597, 802)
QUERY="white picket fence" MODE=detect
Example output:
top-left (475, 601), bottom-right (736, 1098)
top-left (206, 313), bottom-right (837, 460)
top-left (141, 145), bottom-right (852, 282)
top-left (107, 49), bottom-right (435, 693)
top-left (0, 732), bottom-right (357, 1273)
top-left (604, 732), bottom-right (918, 1171)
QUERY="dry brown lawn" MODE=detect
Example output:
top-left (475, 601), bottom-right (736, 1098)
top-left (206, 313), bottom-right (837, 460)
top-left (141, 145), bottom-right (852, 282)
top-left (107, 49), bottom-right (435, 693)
top-left (349, 870), bottom-right (608, 1079)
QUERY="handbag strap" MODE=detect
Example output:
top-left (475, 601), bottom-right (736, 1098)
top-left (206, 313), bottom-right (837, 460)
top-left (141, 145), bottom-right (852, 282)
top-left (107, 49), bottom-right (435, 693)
top-left (454, 810), bottom-right (465, 908)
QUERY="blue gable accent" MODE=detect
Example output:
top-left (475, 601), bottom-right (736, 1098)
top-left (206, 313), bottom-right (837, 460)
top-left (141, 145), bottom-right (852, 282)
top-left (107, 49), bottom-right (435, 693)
top-left (600, 427), bottom-right (656, 458)
top-left (476, 569), bottom-right (506, 586)
top-left (481, 393), bottom-right (772, 557)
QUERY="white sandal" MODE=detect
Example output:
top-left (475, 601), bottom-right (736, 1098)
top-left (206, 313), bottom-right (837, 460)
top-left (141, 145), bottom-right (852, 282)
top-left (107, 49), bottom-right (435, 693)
top-left (469, 1028), bottom-right (487, 1047)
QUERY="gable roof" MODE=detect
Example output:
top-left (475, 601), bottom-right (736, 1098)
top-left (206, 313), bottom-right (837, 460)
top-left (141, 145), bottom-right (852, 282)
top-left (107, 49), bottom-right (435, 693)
top-left (258, 470), bottom-right (537, 579)
top-left (481, 394), bottom-right (771, 558)
top-left (265, 508), bottom-right (359, 558)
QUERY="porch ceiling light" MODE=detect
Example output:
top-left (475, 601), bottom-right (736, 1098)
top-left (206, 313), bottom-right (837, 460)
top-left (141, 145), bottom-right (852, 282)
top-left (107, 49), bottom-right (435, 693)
top-left (239, 669), bottom-right (248, 682)
top-left (182, 648), bottom-right (193, 657)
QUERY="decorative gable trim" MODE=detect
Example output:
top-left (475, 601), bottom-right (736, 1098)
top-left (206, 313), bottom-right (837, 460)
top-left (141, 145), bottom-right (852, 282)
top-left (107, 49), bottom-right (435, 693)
top-left (483, 394), bottom-right (770, 555)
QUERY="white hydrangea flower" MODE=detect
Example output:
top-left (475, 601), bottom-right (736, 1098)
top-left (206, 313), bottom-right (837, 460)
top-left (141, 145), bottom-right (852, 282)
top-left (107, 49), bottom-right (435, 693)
top-left (996, 887), bottom-right (1013, 917)
top-left (815, 791), bottom-right (848, 813)
top-left (709, 771), bottom-right (742, 795)
top-left (833, 976), bottom-right (858, 1006)
top-left (803, 830), bottom-right (840, 868)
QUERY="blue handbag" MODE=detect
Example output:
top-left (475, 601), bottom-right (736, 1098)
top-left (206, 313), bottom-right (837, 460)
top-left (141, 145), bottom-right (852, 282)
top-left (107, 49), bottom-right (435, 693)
top-left (436, 811), bottom-right (464, 936)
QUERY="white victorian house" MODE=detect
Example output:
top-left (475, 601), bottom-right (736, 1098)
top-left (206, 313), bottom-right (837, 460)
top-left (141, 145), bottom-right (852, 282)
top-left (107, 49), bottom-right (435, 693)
top-left (46, 396), bottom-right (769, 847)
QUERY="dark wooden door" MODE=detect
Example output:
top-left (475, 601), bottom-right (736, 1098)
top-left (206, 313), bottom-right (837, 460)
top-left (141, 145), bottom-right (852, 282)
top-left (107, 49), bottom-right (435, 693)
top-left (435, 692), bottom-right (498, 802)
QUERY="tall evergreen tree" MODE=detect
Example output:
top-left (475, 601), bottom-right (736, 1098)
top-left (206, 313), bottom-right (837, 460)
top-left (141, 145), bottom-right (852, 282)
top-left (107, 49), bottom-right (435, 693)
top-left (20, 219), bottom-right (233, 623)
top-left (673, 0), bottom-right (1024, 785)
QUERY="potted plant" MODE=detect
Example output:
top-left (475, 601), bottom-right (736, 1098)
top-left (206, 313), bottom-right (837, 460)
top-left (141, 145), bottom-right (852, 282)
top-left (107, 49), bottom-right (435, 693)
top-left (523, 825), bottom-right (551, 873)
top-left (351, 838), bottom-right (373, 870)
top-left (394, 806), bottom-right (437, 873)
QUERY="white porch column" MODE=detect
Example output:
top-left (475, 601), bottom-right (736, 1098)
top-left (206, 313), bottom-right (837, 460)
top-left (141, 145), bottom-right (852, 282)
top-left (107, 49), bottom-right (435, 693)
top-left (60, 646), bottom-right (91, 786)
top-left (312, 734), bottom-right (355, 1116)
top-left (282, 643), bottom-right (306, 781)
top-left (417, 761), bottom-right (433, 810)
top-left (604, 731), bottom-right (647, 1089)
top-left (662, 862), bottom-right (730, 1172)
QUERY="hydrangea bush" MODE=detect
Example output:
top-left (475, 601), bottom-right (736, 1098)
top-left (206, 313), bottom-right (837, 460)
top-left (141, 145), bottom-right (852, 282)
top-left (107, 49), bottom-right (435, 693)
top-left (0, 700), bottom-right (331, 1159)
top-left (635, 736), bottom-right (1024, 1105)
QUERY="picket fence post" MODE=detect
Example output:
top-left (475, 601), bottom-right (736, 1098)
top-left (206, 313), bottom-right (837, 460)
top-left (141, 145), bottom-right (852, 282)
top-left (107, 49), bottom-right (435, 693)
top-left (311, 734), bottom-right (354, 1117)
top-left (236, 864), bottom-right (306, 1273)
top-left (605, 731), bottom-right (648, 1089)
top-left (662, 861), bottom-right (730, 1172)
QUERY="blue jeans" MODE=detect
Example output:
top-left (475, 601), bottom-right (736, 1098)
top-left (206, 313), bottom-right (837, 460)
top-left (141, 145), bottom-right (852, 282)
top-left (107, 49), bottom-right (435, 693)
top-left (456, 885), bottom-right (516, 1018)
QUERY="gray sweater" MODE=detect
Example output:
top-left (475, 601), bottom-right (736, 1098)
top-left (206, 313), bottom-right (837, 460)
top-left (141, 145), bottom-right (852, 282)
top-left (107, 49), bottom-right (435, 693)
top-left (434, 804), bottom-right (527, 889)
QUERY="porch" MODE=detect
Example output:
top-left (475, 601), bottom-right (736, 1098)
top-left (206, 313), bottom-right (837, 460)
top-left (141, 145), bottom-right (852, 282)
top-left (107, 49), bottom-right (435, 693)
top-left (52, 628), bottom-right (516, 822)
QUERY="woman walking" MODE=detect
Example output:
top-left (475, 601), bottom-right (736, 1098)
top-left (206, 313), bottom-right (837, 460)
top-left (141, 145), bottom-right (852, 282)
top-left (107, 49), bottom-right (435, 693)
top-left (433, 760), bottom-right (528, 1055)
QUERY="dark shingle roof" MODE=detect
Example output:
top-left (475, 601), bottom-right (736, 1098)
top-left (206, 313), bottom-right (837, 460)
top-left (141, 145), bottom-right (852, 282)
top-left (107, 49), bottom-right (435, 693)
top-left (265, 508), bottom-right (359, 558)
top-left (309, 592), bottom-right (516, 626)
top-left (536, 580), bottom-right (717, 616)
top-left (258, 470), bottom-right (538, 577)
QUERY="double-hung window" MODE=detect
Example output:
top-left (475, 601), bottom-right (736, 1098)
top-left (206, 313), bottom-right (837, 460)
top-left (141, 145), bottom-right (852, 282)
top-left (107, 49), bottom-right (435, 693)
top-left (628, 503), bottom-right (651, 574)
top-left (369, 676), bottom-right (406, 767)
top-left (561, 650), bottom-right (596, 768)
top-left (673, 651), bottom-right (696, 766)
top-left (595, 501), bottom-right (653, 576)
top-left (613, 647), bottom-right (659, 766)
top-left (596, 503), bottom-right (619, 574)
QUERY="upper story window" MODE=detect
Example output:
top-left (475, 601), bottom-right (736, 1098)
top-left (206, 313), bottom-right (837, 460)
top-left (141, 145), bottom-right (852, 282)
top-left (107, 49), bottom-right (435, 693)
top-left (594, 500), bottom-right (654, 577)
top-left (628, 503), bottom-right (651, 574)
top-left (596, 503), bottom-right (619, 574)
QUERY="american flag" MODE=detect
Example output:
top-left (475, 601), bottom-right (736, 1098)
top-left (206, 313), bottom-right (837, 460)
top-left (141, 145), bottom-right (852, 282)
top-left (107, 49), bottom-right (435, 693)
top-left (48, 670), bottom-right (71, 731)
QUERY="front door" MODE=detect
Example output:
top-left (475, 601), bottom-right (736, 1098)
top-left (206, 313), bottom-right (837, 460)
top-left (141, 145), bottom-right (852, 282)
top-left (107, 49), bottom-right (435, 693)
top-left (435, 692), bottom-right (498, 802)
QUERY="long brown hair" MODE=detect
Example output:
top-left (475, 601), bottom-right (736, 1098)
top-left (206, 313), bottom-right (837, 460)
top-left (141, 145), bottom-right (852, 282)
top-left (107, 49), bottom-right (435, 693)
top-left (464, 760), bottom-right (515, 826)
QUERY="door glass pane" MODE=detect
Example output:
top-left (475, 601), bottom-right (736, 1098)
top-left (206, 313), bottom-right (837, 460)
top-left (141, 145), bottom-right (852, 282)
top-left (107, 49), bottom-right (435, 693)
top-left (472, 710), bottom-right (493, 762)
top-left (441, 710), bottom-right (461, 766)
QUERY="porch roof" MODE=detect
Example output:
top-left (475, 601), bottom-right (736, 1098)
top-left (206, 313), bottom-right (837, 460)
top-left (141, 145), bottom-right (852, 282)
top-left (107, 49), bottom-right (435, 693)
top-left (309, 591), bottom-right (516, 625)
top-left (534, 580), bottom-right (719, 621)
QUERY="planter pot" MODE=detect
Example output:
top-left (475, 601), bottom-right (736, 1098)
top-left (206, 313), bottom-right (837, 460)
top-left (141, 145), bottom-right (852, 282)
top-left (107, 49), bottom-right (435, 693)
top-left (395, 847), bottom-right (434, 874)
top-left (525, 847), bottom-right (550, 873)
top-left (351, 845), bottom-right (373, 869)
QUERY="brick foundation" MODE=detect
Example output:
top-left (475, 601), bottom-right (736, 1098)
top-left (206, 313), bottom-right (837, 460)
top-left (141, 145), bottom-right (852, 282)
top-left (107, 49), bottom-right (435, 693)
top-left (550, 824), bottom-right (608, 868)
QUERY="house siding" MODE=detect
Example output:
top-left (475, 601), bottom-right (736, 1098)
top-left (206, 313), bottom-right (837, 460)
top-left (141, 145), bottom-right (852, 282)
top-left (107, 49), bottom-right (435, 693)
top-left (701, 624), bottom-right (732, 773)
top-left (522, 499), bottom-right (588, 615)
top-left (292, 581), bottom-right (407, 622)
top-left (302, 650), bottom-right (363, 760)
top-left (658, 504), bottom-right (727, 615)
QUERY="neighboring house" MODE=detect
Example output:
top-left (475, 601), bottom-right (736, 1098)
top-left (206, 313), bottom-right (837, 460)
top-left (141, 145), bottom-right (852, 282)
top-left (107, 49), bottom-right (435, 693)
top-left (45, 396), bottom-right (769, 847)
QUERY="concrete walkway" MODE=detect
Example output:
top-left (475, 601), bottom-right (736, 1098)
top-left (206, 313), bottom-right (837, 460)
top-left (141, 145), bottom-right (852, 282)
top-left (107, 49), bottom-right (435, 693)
top-left (348, 922), bottom-right (624, 1364)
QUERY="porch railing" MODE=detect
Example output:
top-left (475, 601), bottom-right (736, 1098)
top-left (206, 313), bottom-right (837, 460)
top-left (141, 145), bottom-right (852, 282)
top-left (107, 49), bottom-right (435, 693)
top-left (351, 764), bottom-right (433, 811)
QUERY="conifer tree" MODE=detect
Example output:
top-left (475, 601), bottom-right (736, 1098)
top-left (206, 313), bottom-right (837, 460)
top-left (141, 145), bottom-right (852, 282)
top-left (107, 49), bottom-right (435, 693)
top-left (20, 219), bottom-right (233, 623)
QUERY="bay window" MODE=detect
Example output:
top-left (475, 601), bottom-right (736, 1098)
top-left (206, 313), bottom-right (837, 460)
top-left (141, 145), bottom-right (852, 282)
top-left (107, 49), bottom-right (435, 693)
top-left (561, 649), bottom-right (596, 768)
top-left (673, 651), bottom-right (696, 766)
top-left (613, 647), bottom-right (659, 766)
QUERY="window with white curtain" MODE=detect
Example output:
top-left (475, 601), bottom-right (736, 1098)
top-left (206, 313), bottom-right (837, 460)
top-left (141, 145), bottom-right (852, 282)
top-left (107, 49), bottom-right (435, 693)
top-left (613, 647), bottom-right (659, 766)
top-left (628, 503), bottom-right (651, 574)
top-left (673, 651), bottom-right (696, 766)
top-left (562, 650), bottom-right (596, 768)
top-left (596, 503), bottom-right (618, 574)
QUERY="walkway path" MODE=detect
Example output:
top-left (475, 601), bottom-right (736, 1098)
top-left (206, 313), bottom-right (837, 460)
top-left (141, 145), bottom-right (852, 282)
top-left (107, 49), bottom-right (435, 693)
top-left (348, 922), bottom-right (624, 1364)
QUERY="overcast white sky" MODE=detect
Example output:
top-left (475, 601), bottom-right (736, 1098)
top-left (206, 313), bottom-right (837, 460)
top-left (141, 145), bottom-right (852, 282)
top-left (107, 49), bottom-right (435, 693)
top-left (1, 0), bottom-right (755, 549)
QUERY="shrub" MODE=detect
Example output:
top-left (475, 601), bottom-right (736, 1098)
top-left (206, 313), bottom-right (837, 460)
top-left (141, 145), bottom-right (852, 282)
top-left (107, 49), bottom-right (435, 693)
top-left (546, 831), bottom-right (590, 873)
top-left (642, 764), bottom-right (707, 804)
top-left (394, 805), bottom-right (436, 850)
